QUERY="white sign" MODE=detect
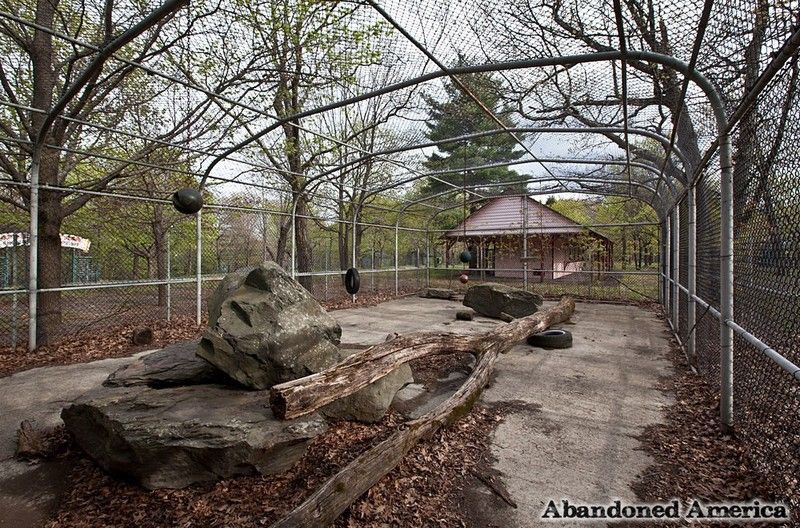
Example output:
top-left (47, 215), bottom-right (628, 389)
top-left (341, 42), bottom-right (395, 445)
top-left (59, 234), bottom-right (91, 252)
top-left (0, 232), bottom-right (91, 253)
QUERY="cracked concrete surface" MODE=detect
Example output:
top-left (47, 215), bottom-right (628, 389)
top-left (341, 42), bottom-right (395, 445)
top-left (0, 352), bottom-right (152, 528)
top-left (0, 297), bottom-right (671, 527)
top-left (336, 298), bottom-right (674, 527)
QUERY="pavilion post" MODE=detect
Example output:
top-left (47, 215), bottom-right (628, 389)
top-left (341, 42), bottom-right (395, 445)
top-left (522, 195), bottom-right (528, 290)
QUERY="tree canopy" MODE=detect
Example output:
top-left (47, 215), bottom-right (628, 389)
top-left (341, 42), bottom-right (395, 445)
top-left (421, 61), bottom-right (526, 197)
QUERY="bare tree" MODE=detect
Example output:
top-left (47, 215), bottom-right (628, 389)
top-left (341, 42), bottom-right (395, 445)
top-left (0, 0), bottom-right (225, 344)
top-left (313, 69), bottom-right (417, 272)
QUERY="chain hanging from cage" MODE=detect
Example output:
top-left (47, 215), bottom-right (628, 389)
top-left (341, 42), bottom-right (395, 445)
top-left (459, 141), bottom-right (471, 265)
top-left (171, 5), bottom-right (204, 215)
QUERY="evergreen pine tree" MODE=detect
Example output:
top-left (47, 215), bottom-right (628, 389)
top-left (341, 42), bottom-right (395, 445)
top-left (422, 60), bottom-right (526, 196)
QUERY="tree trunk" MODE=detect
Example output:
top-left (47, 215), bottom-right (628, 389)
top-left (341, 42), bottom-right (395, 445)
top-left (338, 219), bottom-right (349, 272)
top-left (29, 0), bottom-right (61, 347)
top-left (152, 205), bottom-right (167, 307)
top-left (295, 193), bottom-right (313, 291)
top-left (270, 297), bottom-right (576, 420)
top-left (270, 297), bottom-right (576, 528)
top-left (36, 187), bottom-right (63, 346)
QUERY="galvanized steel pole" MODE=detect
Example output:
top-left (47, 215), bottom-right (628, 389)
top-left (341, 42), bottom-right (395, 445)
top-left (672, 207), bottom-right (680, 332)
top-left (352, 205), bottom-right (358, 302)
top-left (687, 187), bottom-right (697, 364)
top-left (166, 233), bottom-right (172, 321)
top-left (27, 161), bottom-right (39, 351)
top-left (719, 134), bottom-right (735, 431)
top-left (522, 196), bottom-right (528, 290)
top-left (664, 216), bottom-right (671, 318)
top-left (195, 211), bottom-right (202, 325)
top-left (394, 225), bottom-right (399, 295)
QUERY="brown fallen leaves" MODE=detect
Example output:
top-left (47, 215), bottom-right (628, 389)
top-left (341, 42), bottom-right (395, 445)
top-left (630, 339), bottom-right (797, 525)
top-left (0, 315), bottom-right (203, 378)
top-left (0, 290), bottom-right (416, 378)
top-left (45, 403), bottom-right (507, 528)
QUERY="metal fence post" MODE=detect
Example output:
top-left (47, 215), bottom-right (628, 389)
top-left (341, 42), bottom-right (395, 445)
top-left (11, 233), bottom-right (18, 351)
top-left (325, 236), bottom-right (330, 301)
top-left (28, 161), bottom-right (40, 351)
top-left (720, 133), bottom-right (735, 431)
top-left (394, 224), bottom-right (399, 295)
top-left (290, 198), bottom-right (298, 280)
top-left (195, 211), bottom-right (202, 325)
top-left (672, 207), bottom-right (680, 332)
top-left (166, 232), bottom-right (172, 321)
top-left (425, 231), bottom-right (430, 288)
top-left (664, 215), bottom-right (671, 319)
top-left (687, 185), bottom-right (696, 364)
top-left (351, 205), bottom-right (358, 302)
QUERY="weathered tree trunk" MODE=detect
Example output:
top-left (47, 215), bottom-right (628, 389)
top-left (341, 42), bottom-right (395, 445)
top-left (29, 0), bottom-right (61, 346)
top-left (270, 297), bottom-right (576, 528)
top-left (270, 297), bottom-right (576, 420)
top-left (152, 204), bottom-right (168, 307)
top-left (37, 188), bottom-right (64, 345)
top-left (295, 194), bottom-right (313, 291)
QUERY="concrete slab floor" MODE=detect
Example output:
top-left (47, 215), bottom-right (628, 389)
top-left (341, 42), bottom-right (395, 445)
top-left (0, 297), bottom-right (672, 528)
top-left (0, 352), bottom-right (152, 528)
top-left (336, 297), bottom-right (673, 527)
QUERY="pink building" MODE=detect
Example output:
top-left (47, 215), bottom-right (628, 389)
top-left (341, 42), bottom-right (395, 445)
top-left (444, 196), bottom-right (613, 281)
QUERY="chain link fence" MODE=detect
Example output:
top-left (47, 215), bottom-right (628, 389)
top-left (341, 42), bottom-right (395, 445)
top-left (0, 191), bottom-right (433, 349)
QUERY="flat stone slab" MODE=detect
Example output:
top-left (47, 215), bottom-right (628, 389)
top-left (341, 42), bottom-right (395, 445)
top-left (104, 341), bottom-right (226, 388)
top-left (62, 384), bottom-right (328, 489)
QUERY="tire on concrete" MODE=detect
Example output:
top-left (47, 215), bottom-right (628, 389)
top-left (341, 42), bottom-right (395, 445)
top-left (526, 329), bottom-right (572, 349)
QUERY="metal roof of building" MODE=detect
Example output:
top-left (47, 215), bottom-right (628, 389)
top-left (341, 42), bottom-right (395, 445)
top-left (444, 196), bottom-right (608, 239)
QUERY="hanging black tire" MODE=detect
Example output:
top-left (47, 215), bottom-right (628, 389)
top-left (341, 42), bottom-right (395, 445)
top-left (527, 329), bottom-right (572, 349)
top-left (345, 267), bottom-right (360, 294)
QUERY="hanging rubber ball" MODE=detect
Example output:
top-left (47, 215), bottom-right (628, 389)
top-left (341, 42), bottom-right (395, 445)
top-left (172, 188), bottom-right (204, 214)
top-left (459, 250), bottom-right (472, 263)
top-left (459, 273), bottom-right (469, 284)
top-left (345, 267), bottom-right (361, 294)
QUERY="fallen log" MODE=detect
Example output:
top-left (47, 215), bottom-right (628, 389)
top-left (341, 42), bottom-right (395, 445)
top-left (270, 296), bottom-right (575, 528)
top-left (270, 296), bottom-right (575, 420)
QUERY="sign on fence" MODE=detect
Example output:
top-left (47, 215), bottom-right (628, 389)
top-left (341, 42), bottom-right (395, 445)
top-left (0, 232), bottom-right (92, 252)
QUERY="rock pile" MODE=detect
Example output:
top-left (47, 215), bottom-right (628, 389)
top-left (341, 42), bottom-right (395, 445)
top-left (62, 263), bottom-right (412, 489)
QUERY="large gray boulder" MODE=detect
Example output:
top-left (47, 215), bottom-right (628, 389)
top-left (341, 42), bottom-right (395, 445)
top-left (197, 264), bottom-right (342, 389)
top-left (321, 349), bottom-right (413, 423)
top-left (61, 384), bottom-right (328, 489)
top-left (104, 341), bottom-right (226, 388)
top-left (463, 283), bottom-right (543, 319)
